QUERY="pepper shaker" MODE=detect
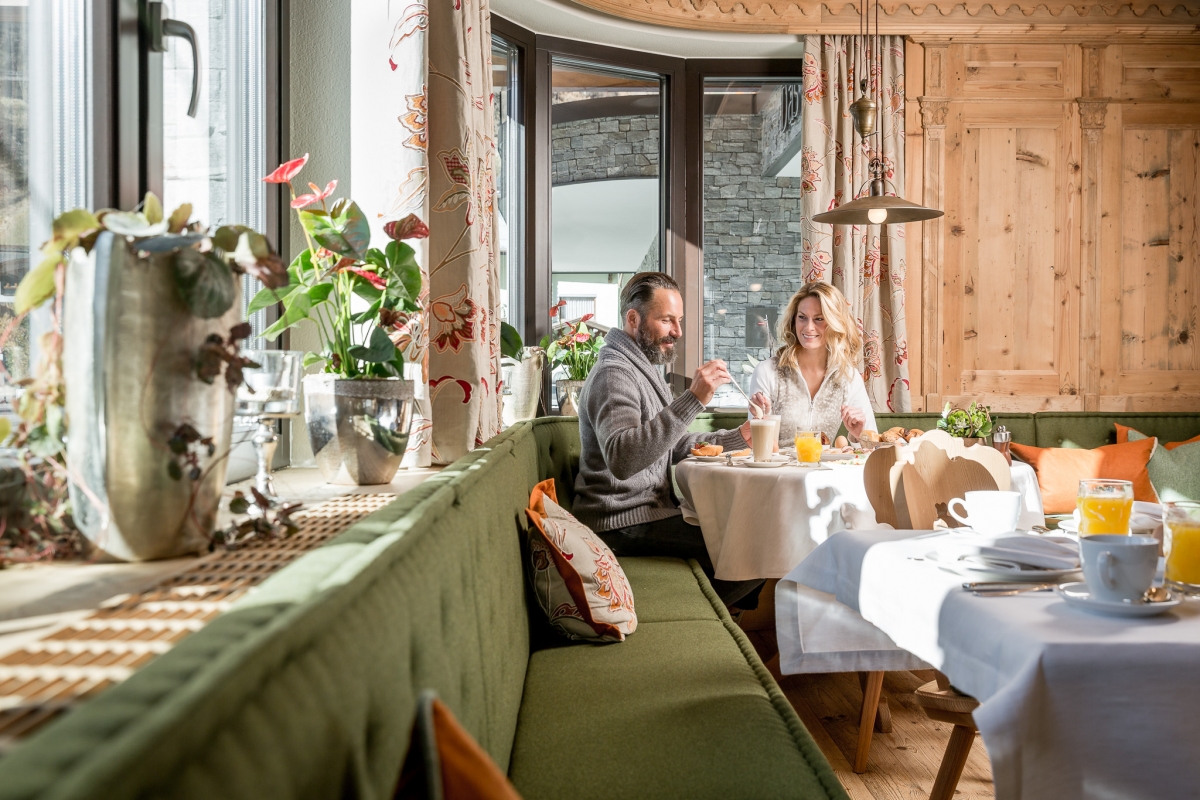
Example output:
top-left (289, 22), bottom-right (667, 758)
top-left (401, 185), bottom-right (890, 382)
top-left (992, 424), bottom-right (1012, 466)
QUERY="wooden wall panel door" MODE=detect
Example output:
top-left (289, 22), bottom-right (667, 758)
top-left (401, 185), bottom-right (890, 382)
top-left (1100, 99), bottom-right (1200, 410)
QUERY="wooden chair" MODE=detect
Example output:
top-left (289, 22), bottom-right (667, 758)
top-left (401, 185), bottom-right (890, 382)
top-left (914, 673), bottom-right (981, 800)
top-left (853, 431), bottom-right (1002, 778)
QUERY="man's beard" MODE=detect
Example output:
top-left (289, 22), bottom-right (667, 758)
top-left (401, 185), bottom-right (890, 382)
top-left (636, 322), bottom-right (678, 366)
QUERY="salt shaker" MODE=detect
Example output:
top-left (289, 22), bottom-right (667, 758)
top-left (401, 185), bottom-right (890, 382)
top-left (992, 424), bottom-right (1012, 466)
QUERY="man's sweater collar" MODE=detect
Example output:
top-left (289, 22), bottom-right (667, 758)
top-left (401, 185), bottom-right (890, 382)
top-left (603, 329), bottom-right (672, 406)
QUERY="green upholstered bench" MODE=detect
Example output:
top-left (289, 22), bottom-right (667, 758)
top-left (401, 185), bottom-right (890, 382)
top-left (0, 418), bottom-right (847, 800)
top-left (693, 410), bottom-right (1200, 449)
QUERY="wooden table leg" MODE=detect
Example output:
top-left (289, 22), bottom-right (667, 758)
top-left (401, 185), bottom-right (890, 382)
top-left (875, 695), bottom-right (892, 733)
top-left (854, 670), bottom-right (885, 773)
top-left (929, 724), bottom-right (976, 800)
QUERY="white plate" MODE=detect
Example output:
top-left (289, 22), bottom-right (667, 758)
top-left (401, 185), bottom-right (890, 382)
top-left (742, 459), bottom-right (787, 468)
top-left (925, 550), bottom-right (1080, 583)
top-left (821, 452), bottom-right (858, 461)
top-left (1055, 582), bottom-right (1180, 617)
top-left (1057, 517), bottom-right (1159, 535)
top-left (688, 454), bottom-right (728, 463)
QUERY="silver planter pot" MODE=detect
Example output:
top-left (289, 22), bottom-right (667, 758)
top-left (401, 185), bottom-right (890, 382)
top-left (555, 379), bottom-right (587, 417)
top-left (63, 232), bottom-right (240, 561)
top-left (501, 353), bottom-right (544, 427)
top-left (303, 375), bottom-right (415, 485)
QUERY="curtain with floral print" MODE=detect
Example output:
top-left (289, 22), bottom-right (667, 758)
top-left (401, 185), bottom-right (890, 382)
top-left (800, 34), bottom-right (911, 413)
top-left (425, 0), bottom-right (502, 463)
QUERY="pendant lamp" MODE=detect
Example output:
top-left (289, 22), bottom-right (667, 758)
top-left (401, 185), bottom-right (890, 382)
top-left (811, 0), bottom-right (942, 227)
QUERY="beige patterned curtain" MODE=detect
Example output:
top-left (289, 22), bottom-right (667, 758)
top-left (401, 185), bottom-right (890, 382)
top-left (800, 34), bottom-right (912, 413)
top-left (427, 0), bottom-right (502, 463)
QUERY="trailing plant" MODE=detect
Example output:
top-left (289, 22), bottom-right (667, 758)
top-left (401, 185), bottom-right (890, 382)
top-left (540, 299), bottom-right (603, 382)
top-left (250, 154), bottom-right (427, 378)
top-left (938, 401), bottom-right (994, 439)
top-left (213, 488), bottom-right (302, 551)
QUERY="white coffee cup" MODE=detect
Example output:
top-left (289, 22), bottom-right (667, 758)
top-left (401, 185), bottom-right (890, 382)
top-left (749, 418), bottom-right (775, 462)
top-left (947, 490), bottom-right (1022, 535)
top-left (1079, 534), bottom-right (1158, 602)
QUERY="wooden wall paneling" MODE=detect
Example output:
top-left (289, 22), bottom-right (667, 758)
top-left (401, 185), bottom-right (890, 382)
top-left (1098, 103), bottom-right (1124, 398)
top-left (1167, 127), bottom-right (1198, 372)
top-left (1111, 45), bottom-right (1200, 101)
top-left (1077, 92), bottom-right (1109, 408)
top-left (941, 103), bottom-right (965, 400)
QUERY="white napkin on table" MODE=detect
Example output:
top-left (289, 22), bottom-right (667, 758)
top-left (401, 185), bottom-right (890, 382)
top-left (934, 532), bottom-right (1080, 571)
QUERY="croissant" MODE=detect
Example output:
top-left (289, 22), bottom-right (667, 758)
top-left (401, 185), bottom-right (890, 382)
top-left (727, 448), bottom-right (751, 457)
top-left (691, 443), bottom-right (723, 457)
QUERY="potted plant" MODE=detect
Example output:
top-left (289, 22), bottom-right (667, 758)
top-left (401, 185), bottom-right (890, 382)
top-left (542, 299), bottom-right (603, 416)
top-left (937, 401), bottom-right (994, 445)
top-left (6, 193), bottom-right (278, 560)
top-left (254, 154), bottom-right (427, 485)
top-left (499, 321), bottom-right (545, 427)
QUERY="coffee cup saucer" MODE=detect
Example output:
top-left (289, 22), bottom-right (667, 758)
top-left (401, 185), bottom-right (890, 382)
top-left (1054, 582), bottom-right (1181, 618)
top-left (742, 458), bottom-right (787, 468)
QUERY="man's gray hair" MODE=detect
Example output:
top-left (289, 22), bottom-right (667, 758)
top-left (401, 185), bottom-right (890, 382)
top-left (620, 271), bottom-right (680, 319)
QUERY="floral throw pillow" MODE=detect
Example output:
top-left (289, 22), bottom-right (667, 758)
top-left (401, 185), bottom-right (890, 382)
top-left (525, 479), bottom-right (636, 643)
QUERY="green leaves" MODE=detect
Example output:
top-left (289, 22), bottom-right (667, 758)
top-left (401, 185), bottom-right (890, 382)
top-left (500, 322), bottom-right (523, 360)
top-left (173, 248), bottom-right (237, 318)
top-left (52, 209), bottom-right (99, 241)
top-left (937, 401), bottom-right (993, 439)
top-left (15, 256), bottom-right (60, 314)
top-left (384, 241), bottom-right (421, 301)
top-left (143, 191), bottom-right (163, 224)
top-left (347, 327), bottom-right (397, 364)
top-left (261, 291), bottom-right (311, 341)
top-left (167, 203), bottom-right (192, 233)
top-left (298, 201), bottom-right (370, 259)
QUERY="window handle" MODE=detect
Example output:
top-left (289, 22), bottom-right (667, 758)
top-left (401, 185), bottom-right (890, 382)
top-left (145, 1), bottom-right (201, 118)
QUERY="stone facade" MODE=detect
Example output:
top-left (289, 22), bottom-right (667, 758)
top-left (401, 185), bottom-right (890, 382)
top-left (551, 109), bottom-right (803, 395)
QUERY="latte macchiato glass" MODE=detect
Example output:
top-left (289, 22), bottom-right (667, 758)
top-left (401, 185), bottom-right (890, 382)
top-left (750, 419), bottom-right (775, 462)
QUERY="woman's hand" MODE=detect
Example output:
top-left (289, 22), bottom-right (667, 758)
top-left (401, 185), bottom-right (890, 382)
top-left (748, 391), bottom-right (772, 419)
top-left (841, 404), bottom-right (867, 439)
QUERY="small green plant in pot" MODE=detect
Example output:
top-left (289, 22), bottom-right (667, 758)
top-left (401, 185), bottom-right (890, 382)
top-left (937, 401), bottom-right (994, 443)
top-left (256, 153), bottom-right (428, 484)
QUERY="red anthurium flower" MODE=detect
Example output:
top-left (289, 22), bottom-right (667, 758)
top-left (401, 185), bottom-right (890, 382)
top-left (290, 179), bottom-right (338, 210)
top-left (549, 298), bottom-right (567, 318)
top-left (383, 213), bottom-right (430, 241)
top-left (573, 332), bottom-right (591, 343)
top-left (263, 153), bottom-right (309, 184)
top-left (345, 266), bottom-right (386, 290)
top-left (580, 313), bottom-right (594, 323)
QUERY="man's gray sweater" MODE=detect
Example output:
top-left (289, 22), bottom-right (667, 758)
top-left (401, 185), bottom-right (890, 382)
top-left (572, 329), bottom-right (748, 533)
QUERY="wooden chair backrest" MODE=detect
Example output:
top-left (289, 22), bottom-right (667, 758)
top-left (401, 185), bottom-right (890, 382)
top-left (864, 430), bottom-right (1012, 530)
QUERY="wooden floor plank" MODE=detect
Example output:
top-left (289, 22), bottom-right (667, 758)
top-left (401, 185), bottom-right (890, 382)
top-left (746, 627), bottom-right (995, 800)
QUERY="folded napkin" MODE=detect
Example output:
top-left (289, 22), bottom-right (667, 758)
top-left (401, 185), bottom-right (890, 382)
top-left (934, 532), bottom-right (1080, 571)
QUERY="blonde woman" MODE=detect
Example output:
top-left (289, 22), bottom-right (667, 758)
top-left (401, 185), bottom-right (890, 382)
top-left (748, 282), bottom-right (878, 443)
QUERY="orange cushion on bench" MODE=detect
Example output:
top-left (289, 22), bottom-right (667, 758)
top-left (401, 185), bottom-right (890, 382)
top-left (1011, 438), bottom-right (1158, 514)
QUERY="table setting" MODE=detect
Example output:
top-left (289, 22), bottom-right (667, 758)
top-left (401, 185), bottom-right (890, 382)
top-left (775, 476), bottom-right (1200, 799)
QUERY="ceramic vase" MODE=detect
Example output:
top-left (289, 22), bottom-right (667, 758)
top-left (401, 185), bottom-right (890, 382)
top-left (501, 353), bottom-right (544, 427)
top-left (303, 375), bottom-right (415, 485)
top-left (63, 232), bottom-right (241, 561)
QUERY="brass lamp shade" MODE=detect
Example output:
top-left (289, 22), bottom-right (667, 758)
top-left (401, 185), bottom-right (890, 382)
top-left (812, 194), bottom-right (945, 225)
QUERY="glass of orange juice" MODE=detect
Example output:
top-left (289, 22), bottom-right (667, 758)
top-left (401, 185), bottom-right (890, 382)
top-left (794, 431), bottom-right (822, 464)
top-left (1164, 501), bottom-right (1200, 596)
top-left (1077, 479), bottom-right (1134, 535)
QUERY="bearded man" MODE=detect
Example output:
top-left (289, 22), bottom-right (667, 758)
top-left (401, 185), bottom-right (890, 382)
top-left (572, 271), bottom-right (766, 609)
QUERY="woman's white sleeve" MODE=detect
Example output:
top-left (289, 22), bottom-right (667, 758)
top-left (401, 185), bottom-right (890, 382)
top-left (849, 373), bottom-right (878, 433)
top-left (747, 359), bottom-right (777, 421)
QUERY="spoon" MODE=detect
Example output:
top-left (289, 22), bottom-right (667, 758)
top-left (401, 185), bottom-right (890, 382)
top-left (1128, 585), bottom-right (1173, 604)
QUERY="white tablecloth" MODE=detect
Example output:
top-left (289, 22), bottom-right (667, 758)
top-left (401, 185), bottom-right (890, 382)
top-left (779, 529), bottom-right (1200, 800)
top-left (676, 459), bottom-right (1044, 581)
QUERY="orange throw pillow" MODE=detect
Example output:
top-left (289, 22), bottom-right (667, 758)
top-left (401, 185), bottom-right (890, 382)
top-left (1011, 439), bottom-right (1158, 514)
top-left (525, 479), bottom-right (637, 642)
top-left (1115, 422), bottom-right (1200, 451)
top-left (395, 691), bottom-right (522, 800)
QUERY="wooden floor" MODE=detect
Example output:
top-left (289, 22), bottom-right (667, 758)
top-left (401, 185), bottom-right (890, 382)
top-left (740, 591), bottom-right (994, 800)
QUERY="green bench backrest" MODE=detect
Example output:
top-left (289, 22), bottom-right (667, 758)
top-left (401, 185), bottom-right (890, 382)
top-left (0, 423), bottom-right (562, 800)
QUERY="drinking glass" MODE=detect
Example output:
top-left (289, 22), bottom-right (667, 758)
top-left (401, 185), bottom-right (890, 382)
top-left (1077, 479), bottom-right (1134, 535)
top-left (794, 431), bottom-right (822, 464)
top-left (1164, 500), bottom-right (1200, 596)
top-left (236, 350), bottom-right (304, 503)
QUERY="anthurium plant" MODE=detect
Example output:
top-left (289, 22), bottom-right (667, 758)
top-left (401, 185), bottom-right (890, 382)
top-left (540, 299), bottom-right (603, 382)
top-left (252, 154), bottom-right (427, 378)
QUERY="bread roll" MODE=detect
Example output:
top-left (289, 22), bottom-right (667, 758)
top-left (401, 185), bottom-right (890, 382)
top-left (881, 430), bottom-right (903, 443)
top-left (904, 429), bottom-right (923, 442)
top-left (859, 430), bottom-right (881, 443)
top-left (691, 443), bottom-right (723, 457)
top-left (727, 448), bottom-right (751, 457)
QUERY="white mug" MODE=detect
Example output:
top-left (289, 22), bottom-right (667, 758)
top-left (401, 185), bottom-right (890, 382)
top-left (1079, 534), bottom-right (1158, 602)
top-left (947, 491), bottom-right (1022, 535)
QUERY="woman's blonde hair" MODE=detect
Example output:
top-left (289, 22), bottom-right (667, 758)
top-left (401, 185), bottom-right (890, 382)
top-left (776, 282), bottom-right (862, 381)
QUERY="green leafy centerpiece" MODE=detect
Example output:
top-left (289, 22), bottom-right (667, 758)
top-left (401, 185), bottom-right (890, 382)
top-left (937, 401), bottom-right (994, 442)
top-left (255, 154), bottom-right (427, 484)
top-left (543, 300), bottom-right (603, 416)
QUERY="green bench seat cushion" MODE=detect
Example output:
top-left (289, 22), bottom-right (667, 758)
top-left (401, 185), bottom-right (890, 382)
top-left (508, 560), bottom-right (848, 800)
top-left (617, 557), bottom-right (721, 623)
top-left (1034, 412), bottom-right (1200, 450)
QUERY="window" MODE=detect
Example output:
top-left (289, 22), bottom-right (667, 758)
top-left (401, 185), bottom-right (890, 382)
top-left (702, 79), bottom-right (803, 405)
top-left (0, 0), bottom-right (92, 410)
top-left (550, 58), bottom-right (663, 332)
top-left (492, 35), bottom-right (524, 329)
top-left (162, 0), bottom-right (267, 341)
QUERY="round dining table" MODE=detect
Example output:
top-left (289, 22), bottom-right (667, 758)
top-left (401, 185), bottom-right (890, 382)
top-left (675, 455), bottom-right (1045, 581)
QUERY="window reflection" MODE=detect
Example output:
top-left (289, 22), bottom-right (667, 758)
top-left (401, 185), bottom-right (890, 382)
top-left (492, 36), bottom-right (523, 328)
top-left (702, 79), bottom-right (803, 407)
